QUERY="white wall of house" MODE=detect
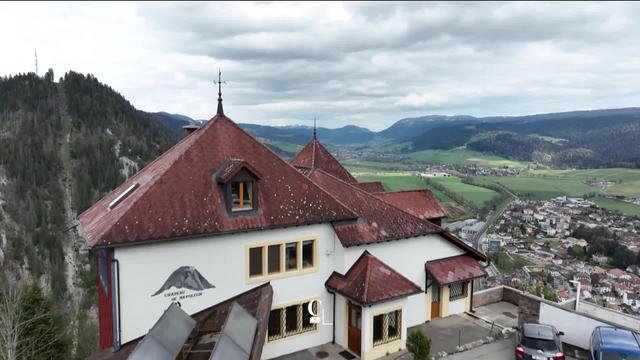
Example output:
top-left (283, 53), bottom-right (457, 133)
top-left (361, 297), bottom-right (408, 360)
top-left (448, 297), bottom-right (467, 315)
top-left (334, 294), bottom-right (348, 349)
top-left (342, 234), bottom-right (465, 326)
top-left (114, 223), bottom-right (340, 358)
top-left (114, 227), bottom-right (471, 359)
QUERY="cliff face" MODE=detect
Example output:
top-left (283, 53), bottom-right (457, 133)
top-left (0, 71), bottom-right (177, 351)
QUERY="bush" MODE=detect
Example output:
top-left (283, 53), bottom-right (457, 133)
top-left (407, 330), bottom-right (431, 360)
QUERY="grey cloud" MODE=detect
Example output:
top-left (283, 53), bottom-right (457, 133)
top-left (3, 2), bottom-right (640, 130)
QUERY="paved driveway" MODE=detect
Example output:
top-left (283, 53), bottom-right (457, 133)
top-left (409, 314), bottom-right (501, 356)
top-left (443, 337), bottom-right (515, 360)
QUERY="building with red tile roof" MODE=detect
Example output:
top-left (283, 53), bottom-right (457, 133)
top-left (374, 189), bottom-right (447, 224)
top-left (289, 138), bottom-right (357, 183)
top-left (80, 115), bottom-right (356, 248)
top-left (326, 251), bottom-right (422, 305)
top-left (81, 103), bottom-right (487, 360)
top-left (355, 181), bottom-right (386, 193)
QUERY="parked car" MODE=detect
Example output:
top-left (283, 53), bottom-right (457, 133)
top-left (589, 326), bottom-right (640, 360)
top-left (514, 323), bottom-right (565, 360)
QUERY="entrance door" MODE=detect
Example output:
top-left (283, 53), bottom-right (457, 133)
top-left (431, 282), bottom-right (440, 319)
top-left (347, 302), bottom-right (362, 356)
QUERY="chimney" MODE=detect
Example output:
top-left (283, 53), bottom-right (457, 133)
top-left (182, 124), bottom-right (200, 137)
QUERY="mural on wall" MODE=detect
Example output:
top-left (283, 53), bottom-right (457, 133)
top-left (152, 266), bottom-right (215, 300)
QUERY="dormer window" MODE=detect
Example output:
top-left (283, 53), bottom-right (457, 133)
top-left (231, 180), bottom-right (253, 211)
top-left (214, 158), bottom-right (262, 215)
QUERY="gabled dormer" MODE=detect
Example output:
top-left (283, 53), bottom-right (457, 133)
top-left (214, 158), bottom-right (262, 214)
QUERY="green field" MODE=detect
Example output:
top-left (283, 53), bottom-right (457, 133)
top-left (530, 168), bottom-right (640, 197)
top-left (472, 175), bottom-right (597, 200)
top-left (592, 196), bottom-right (640, 217)
top-left (343, 159), bottom-right (412, 172)
top-left (423, 183), bottom-right (455, 203)
top-left (354, 172), bottom-right (425, 191)
top-left (407, 147), bottom-right (529, 168)
top-left (430, 176), bottom-right (500, 206)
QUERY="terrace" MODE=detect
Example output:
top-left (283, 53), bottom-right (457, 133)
top-left (275, 286), bottom-right (640, 360)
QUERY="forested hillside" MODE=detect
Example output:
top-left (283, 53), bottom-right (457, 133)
top-left (0, 71), bottom-right (176, 358)
top-left (408, 109), bottom-right (640, 168)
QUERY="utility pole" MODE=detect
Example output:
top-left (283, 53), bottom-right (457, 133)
top-left (35, 50), bottom-right (38, 75)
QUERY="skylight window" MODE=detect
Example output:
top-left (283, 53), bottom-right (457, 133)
top-left (108, 182), bottom-right (139, 210)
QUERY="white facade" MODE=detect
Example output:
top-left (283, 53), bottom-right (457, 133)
top-left (113, 223), bottom-right (471, 359)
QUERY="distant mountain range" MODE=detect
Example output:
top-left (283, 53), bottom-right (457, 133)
top-left (150, 108), bottom-right (640, 168)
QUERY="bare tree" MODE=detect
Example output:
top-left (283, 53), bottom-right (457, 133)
top-left (0, 283), bottom-right (69, 360)
top-left (0, 283), bottom-right (23, 360)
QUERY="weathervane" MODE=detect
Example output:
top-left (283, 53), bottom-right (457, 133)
top-left (214, 69), bottom-right (226, 116)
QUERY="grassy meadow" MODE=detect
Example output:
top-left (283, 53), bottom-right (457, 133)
top-left (407, 147), bottom-right (529, 168)
top-left (471, 175), bottom-right (597, 200)
top-left (530, 168), bottom-right (640, 197)
top-left (592, 196), bottom-right (640, 217)
top-left (353, 172), bottom-right (425, 191)
top-left (429, 176), bottom-right (500, 206)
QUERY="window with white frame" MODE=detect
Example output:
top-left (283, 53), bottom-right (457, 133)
top-left (449, 282), bottom-right (468, 300)
top-left (372, 310), bottom-right (401, 346)
top-left (267, 301), bottom-right (317, 341)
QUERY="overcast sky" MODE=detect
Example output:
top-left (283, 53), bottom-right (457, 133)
top-left (2, 2), bottom-right (640, 130)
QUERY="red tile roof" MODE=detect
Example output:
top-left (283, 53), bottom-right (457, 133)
top-left (289, 139), bottom-right (357, 183)
top-left (425, 255), bottom-right (487, 285)
top-left (355, 181), bottom-right (386, 193)
top-left (374, 189), bottom-right (447, 220)
top-left (307, 169), bottom-right (442, 247)
top-left (79, 115), bottom-right (357, 247)
top-left (214, 158), bottom-right (262, 183)
top-left (326, 251), bottom-right (422, 305)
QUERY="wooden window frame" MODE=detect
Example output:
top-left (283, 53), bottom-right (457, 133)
top-left (221, 169), bottom-right (258, 216)
top-left (230, 180), bottom-right (254, 212)
top-left (245, 238), bottom-right (318, 284)
top-left (267, 298), bottom-right (319, 342)
top-left (372, 309), bottom-right (402, 347)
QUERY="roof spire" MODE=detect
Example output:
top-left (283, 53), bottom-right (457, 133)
top-left (214, 68), bottom-right (226, 116)
top-left (313, 116), bottom-right (317, 139)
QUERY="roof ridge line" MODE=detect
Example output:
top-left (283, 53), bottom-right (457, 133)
top-left (79, 116), bottom-right (220, 239)
top-left (363, 254), bottom-right (373, 301)
top-left (216, 118), bottom-right (359, 220)
top-left (312, 169), bottom-right (439, 229)
top-left (311, 139), bottom-right (316, 169)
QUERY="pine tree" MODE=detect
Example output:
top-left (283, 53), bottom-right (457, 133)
top-left (16, 283), bottom-right (70, 360)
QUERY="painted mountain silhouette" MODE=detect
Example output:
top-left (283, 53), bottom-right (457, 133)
top-left (152, 266), bottom-right (215, 296)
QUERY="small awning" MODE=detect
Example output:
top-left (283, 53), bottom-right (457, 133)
top-left (425, 255), bottom-right (487, 285)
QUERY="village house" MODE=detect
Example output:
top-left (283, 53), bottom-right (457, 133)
top-left (609, 268), bottom-right (632, 280)
top-left (81, 100), bottom-right (487, 360)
